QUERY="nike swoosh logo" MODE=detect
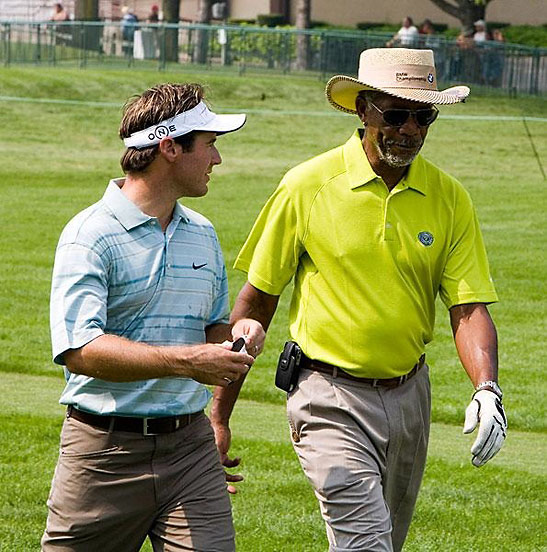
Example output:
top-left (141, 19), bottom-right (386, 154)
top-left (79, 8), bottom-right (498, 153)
top-left (192, 262), bottom-right (207, 270)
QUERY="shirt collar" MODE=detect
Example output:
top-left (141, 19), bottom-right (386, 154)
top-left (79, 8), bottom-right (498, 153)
top-left (344, 130), bottom-right (378, 190)
top-left (173, 201), bottom-right (188, 223)
top-left (103, 178), bottom-right (189, 231)
top-left (344, 130), bottom-right (427, 196)
top-left (402, 156), bottom-right (428, 195)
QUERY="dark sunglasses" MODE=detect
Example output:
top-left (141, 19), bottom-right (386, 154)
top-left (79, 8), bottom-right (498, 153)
top-left (369, 101), bottom-right (439, 127)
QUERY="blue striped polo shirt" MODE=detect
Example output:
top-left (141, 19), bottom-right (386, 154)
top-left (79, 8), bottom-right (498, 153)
top-left (50, 178), bottom-right (230, 417)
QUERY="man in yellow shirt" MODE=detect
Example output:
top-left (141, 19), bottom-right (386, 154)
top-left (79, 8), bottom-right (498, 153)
top-left (212, 48), bottom-right (507, 551)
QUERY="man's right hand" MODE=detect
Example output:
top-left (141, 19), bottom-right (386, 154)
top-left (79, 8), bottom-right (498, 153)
top-left (173, 343), bottom-right (254, 387)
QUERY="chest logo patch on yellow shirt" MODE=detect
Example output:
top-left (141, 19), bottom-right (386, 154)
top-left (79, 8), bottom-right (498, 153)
top-left (418, 231), bottom-right (434, 246)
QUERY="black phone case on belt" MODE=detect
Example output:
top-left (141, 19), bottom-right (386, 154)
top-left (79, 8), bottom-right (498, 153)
top-left (275, 341), bottom-right (302, 392)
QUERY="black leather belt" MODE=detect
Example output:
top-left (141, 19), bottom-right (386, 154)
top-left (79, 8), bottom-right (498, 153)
top-left (66, 405), bottom-right (203, 436)
top-left (300, 353), bottom-right (426, 388)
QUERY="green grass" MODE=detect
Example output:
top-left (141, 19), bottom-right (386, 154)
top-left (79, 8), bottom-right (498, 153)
top-left (0, 373), bottom-right (545, 551)
top-left (0, 66), bottom-right (545, 550)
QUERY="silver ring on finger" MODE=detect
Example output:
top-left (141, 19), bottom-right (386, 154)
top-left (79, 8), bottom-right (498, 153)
top-left (223, 377), bottom-right (233, 385)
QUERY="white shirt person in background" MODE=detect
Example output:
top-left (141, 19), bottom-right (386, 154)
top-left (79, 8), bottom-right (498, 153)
top-left (387, 16), bottom-right (419, 47)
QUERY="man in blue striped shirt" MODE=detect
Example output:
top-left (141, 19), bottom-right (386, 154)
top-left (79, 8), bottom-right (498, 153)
top-left (42, 83), bottom-right (265, 552)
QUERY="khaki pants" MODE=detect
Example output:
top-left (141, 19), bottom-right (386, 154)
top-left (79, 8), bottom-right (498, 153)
top-left (42, 412), bottom-right (234, 552)
top-left (287, 365), bottom-right (431, 552)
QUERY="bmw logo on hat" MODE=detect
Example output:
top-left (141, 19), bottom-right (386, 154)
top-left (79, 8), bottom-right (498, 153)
top-left (418, 231), bottom-right (434, 246)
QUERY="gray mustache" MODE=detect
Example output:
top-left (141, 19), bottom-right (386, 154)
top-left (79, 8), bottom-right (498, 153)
top-left (385, 140), bottom-right (422, 148)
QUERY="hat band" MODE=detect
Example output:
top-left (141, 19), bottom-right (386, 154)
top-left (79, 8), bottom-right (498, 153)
top-left (359, 64), bottom-right (437, 91)
top-left (123, 101), bottom-right (216, 149)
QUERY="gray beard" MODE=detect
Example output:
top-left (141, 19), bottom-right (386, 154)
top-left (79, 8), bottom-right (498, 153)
top-left (378, 144), bottom-right (420, 167)
top-left (367, 131), bottom-right (422, 168)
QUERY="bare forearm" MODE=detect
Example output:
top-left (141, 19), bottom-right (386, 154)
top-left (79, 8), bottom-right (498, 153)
top-left (211, 378), bottom-right (245, 425)
top-left (450, 303), bottom-right (498, 387)
top-left (229, 281), bottom-right (279, 330)
top-left (64, 334), bottom-right (179, 381)
top-left (208, 320), bottom-right (255, 423)
top-left (64, 332), bottom-right (253, 386)
top-left (210, 282), bottom-right (279, 425)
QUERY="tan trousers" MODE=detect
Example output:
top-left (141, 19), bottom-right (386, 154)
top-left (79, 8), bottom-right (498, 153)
top-left (287, 365), bottom-right (431, 552)
top-left (42, 412), bottom-right (234, 552)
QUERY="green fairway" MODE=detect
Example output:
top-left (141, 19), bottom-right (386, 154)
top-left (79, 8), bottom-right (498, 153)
top-left (0, 66), bottom-right (545, 550)
top-left (0, 373), bottom-right (545, 551)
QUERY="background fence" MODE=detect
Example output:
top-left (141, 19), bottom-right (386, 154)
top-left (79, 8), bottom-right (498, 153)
top-left (1, 21), bottom-right (545, 96)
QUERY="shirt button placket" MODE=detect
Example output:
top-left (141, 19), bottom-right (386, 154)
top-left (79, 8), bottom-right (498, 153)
top-left (384, 197), bottom-right (395, 241)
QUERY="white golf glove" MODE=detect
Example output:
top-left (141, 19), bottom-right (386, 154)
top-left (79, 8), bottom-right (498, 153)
top-left (463, 389), bottom-right (507, 467)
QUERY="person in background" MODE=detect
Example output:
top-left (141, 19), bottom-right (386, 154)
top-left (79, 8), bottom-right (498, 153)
top-left (419, 19), bottom-right (445, 79)
top-left (419, 18), bottom-right (437, 42)
top-left (41, 82), bottom-right (264, 552)
top-left (50, 2), bottom-right (69, 21)
top-left (492, 28), bottom-right (505, 43)
top-left (121, 5), bottom-right (139, 56)
top-left (483, 28), bottom-right (506, 87)
top-left (473, 19), bottom-right (489, 43)
top-left (50, 2), bottom-right (70, 46)
top-left (386, 16), bottom-right (419, 47)
top-left (227, 47), bottom-right (507, 552)
top-left (452, 28), bottom-right (481, 82)
top-left (144, 3), bottom-right (161, 58)
top-left (147, 4), bottom-right (160, 23)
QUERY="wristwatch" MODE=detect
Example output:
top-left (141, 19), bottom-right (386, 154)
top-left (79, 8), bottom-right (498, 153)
top-left (475, 380), bottom-right (503, 399)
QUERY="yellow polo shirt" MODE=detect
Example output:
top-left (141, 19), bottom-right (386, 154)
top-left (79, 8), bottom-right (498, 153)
top-left (235, 130), bottom-right (498, 378)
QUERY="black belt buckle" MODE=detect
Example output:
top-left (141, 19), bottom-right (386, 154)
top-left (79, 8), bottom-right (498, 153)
top-left (143, 416), bottom-right (182, 436)
top-left (143, 417), bottom-right (159, 436)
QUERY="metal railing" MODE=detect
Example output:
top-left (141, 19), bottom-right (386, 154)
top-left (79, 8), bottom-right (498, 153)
top-left (1, 20), bottom-right (545, 95)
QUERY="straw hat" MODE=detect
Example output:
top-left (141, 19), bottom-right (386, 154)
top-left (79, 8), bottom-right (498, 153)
top-left (326, 48), bottom-right (470, 114)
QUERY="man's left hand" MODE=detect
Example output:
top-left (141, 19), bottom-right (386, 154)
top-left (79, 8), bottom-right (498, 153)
top-left (212, 421), bottom-right (243, 494)
top-left (463, 389), bottom-right (507, 467)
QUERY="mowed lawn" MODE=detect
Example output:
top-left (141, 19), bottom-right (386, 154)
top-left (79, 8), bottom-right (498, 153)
top-left (0, 66), bottom-right (545, 551)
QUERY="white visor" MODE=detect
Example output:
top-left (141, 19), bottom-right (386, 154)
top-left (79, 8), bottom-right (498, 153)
top-left (123, 101), bottom-right (246, 149)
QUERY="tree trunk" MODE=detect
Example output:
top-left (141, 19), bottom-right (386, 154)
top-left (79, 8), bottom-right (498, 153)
top-left (295, 0), bottom-right (311, 71)
top-left (74, 0), bottom-right (98, 20)
top-left (162, 0), bottom-right (180, 62)
top-left (428, 0), bottom-right (491, 33)
top-left (195, 0), bottom-right (212, 64)
top-left (73, 0), bottom-right (99, 52)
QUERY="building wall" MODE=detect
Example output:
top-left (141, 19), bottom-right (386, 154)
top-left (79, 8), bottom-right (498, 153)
top-left (163, 0), bottom-right (270, 23)
top-left (302, 0), bottom-right (547, 28)
top-left (232, 0), bottom-right (547, 28)
top-left (179, 0), bottom-right (198, 22)
top-left (229, 0), bottom-right (270, 21)
top-left (0, 0), bottom-right (76, 21)
top-left (1, 0), bottom-right (544, 26)
top-left (179, 0), bottom-right (271, 23)
top-left (164, 0), bottom-right (547, 27)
